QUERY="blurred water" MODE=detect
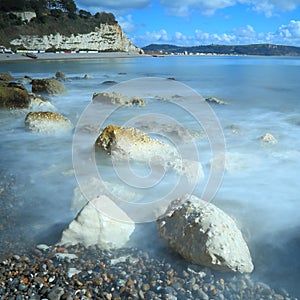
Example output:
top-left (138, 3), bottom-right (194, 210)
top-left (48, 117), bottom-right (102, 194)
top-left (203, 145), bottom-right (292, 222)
top-left (0, 55), bottom-right (300, 296)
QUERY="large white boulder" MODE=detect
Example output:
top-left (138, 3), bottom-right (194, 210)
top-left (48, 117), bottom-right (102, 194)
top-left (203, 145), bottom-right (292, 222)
top-left (59, 195), bottom-right (135, 249)
top-left (157, 195), bottom-right (254, 273)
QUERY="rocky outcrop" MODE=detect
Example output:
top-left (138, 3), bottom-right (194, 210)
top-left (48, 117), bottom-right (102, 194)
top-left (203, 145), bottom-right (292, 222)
top-left (55, 71), bottom-right (66, 81)
top-left (59, 195), bottom-right (135, 249)
top-left (25, 111), bottom-right (73, 133)
top-left (0, 72), bottom-right (14, 81)
top-left (205, 97), bottom-right (227, 105)
top-left (10, 24), bottom-right (142, 53)
top-left (92, 92), bottom-right (146, 106)
top-left (31, 78), bottom-right (66, 95)
top-left (157, 195), bottom-right (254, 273)
top-left (0, 81), bottom-right (30, 109)
top-left (95, 125), bottom-right (203, 183)
top-left (10, 11), bottom-right (36, 23)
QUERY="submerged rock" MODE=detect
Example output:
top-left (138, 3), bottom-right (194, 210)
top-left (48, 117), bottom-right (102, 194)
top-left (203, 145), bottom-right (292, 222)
top-left (133, 119), bottom-right (196, 143)
top-left (71, 177), bottom-right (143, 212)
top-left (25, 111), bottom-right (73, 133)
top-left (157, 194), bottom-right (254, 273)
top-left (205, 97), bottom-right (227, 105)
top-left (29, 95), bottom-right (57, 111)
top-left (0, 81), bottom-right (30, 109)
top-left (55, 71), bottom-right (66, 81)
top-left (259, 133), bottom-right (277, 144)
top-left (31, 78), bottom-right (66, 95)
top-left (59, 195), bottom-right (135, 249)
top-left (83, 74), bottom-right (93, 79)
top-left (92, 91), bottom-right (146, 106)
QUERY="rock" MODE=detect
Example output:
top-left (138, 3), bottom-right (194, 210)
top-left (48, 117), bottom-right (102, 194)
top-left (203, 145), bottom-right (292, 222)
top-left (157, 194), bottom-right (254, 273)
top-left (101, 80), bottom-right (118, 85)
top-left (54, 253), bottom-right (78, 261)
top-left (95, 125), bottom-right (203, 184)
top-left (22, 75), bottom-right (33, 83)
top-left (0, 81), bottom-right (30, 109)
top-left (92, 92), bottom-right (146, 106)
top-left (48, 287), bottom-right (65, 300)
top-left (259, 133), bottom-right (277, 144)
top-left (205, 97), bottom-right (227, 105)
top-left (55, 71), bottom-right (66, 81)
top-left (59, 195), bottom-right (135, 249)
top-left (133, 119), bottom-right (195, 143)
top-left (36, 244), bottom-right (50, 251)
top-left (29, 96), bottom-right (57, 111)
top-left (25, 111), bottom-right (73, 133)
top-left (31, 78), bottom-right (66, 95)
top-left (0, 72), bottom-right (14, 81)
top-left (83, 74), bottom-right (92, 79)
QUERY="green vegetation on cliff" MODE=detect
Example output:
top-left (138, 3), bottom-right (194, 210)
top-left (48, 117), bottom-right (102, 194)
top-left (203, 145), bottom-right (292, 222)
top-left (143, 43), bottom-right (300, 56)
top-left (0, 0), bottom-right (117, 49)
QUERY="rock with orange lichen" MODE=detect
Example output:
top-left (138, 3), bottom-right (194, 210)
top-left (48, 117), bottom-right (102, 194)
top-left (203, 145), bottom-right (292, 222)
top-left (92, 92), bottom-right (146, 106)
top-left (95, 125), bottom-right (203, 183)
top-left (25, 111), bottom-right (73, 133)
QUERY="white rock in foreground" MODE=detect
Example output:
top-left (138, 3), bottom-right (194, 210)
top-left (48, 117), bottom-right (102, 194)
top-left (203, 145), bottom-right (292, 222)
top-left (59, 195), bottom-right (135, 249)
top-left (157, 195), bottom-right (254, 273)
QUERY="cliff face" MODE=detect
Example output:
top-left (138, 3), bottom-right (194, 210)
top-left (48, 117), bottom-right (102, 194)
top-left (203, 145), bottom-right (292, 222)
top-left (10, 24), bottom-right (141, 53)
top-left (11, 11), bottom-right (37, 23)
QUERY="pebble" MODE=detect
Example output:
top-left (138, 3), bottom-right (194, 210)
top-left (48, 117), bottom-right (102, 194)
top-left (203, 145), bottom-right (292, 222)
top-left (0, 244), bottom-right (297, 300)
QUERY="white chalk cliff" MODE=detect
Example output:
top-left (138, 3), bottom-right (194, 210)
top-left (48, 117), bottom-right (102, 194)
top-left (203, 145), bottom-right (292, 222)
top-left (10, 23), bottom-right (142, 53)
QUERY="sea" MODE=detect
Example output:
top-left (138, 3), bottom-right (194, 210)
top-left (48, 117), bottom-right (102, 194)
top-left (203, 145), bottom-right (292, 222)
top-left (0, 55), bottom-right (300, 296)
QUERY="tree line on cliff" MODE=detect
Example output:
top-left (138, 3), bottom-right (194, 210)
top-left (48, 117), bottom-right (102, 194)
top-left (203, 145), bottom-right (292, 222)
top-left (0, 0), bottom-right (117, 49)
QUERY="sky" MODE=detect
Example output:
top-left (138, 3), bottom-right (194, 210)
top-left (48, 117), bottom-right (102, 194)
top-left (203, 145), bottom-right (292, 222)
top-left (74, 0), bottom-right (300, 47)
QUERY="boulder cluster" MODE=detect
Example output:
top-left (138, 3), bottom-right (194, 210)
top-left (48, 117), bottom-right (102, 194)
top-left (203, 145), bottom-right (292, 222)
top-left (62, 121), bottom-right (254, 274)
top-left (0, 71), bottom-right (73, 133)
top-left (0, 71), bottom-right (261, 275)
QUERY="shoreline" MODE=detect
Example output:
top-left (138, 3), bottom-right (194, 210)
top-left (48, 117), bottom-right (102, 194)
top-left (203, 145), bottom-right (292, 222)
top-left (0, 51), bottom-right (149, 62)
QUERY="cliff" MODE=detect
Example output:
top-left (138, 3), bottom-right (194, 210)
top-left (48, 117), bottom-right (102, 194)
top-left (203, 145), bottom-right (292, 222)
top-left (10, 23), bottom-right (141, 53)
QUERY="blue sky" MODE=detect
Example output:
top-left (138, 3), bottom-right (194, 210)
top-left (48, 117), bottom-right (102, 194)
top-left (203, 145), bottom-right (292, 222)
top-left (74, 0), bottom-right (300, 47)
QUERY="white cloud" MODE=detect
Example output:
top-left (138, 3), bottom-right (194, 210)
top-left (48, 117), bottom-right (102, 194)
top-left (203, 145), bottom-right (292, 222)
top-left (132, 20), bottom-right (300, 47)
top-left (272, 20), bottom-right (300, 43)
top-left (159, 0), bottom-right (235, 16)
top-left (117, 15), bottom-right (137, 33)
top-left (158, 0), bottom-right (300, 17)
top-left (75, 0), bottom-right (300, 17)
